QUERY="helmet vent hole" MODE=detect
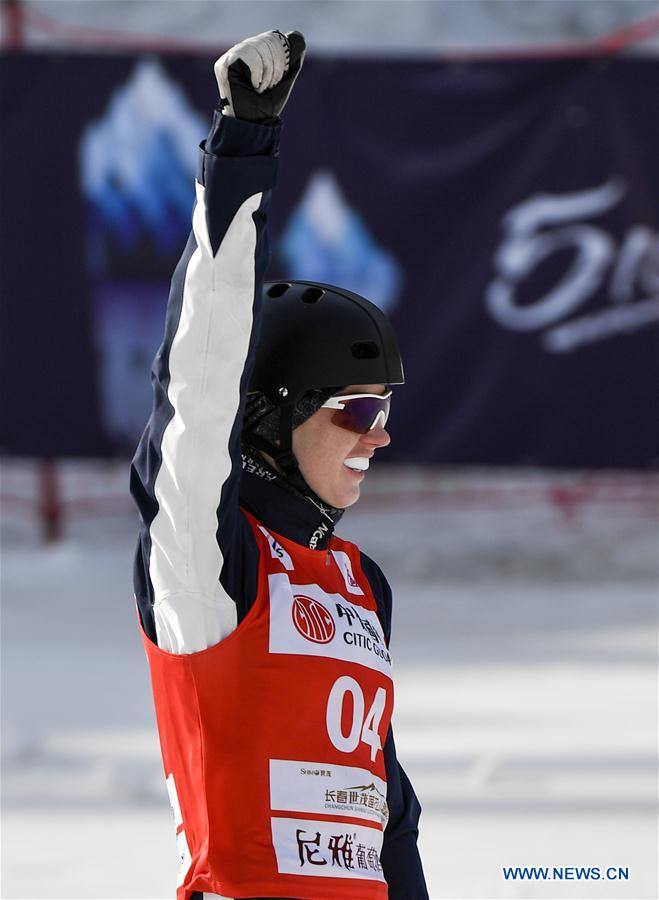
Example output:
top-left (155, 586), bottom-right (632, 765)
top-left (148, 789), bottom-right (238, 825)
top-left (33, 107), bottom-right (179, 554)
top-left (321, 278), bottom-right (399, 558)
top-left (301, 287), bottom-right (324, 304)
top-left (267, 283), bottom-right (290, 298)
top-left (351, 341), bottom-right (380, 360)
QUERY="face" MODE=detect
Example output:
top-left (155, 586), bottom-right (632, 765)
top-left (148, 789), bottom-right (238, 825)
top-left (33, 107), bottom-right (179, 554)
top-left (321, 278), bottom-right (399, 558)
top-left (292, 384), bottom-right (391, 509)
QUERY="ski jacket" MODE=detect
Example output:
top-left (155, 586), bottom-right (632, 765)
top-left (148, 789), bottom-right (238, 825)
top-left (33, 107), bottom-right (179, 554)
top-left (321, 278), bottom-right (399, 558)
top-left (130, 110), bottom-right (428, 899)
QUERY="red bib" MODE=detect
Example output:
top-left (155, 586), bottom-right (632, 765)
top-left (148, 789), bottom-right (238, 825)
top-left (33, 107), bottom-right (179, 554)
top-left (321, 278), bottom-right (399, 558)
top-left (143, 510), bottom-right (394, 900)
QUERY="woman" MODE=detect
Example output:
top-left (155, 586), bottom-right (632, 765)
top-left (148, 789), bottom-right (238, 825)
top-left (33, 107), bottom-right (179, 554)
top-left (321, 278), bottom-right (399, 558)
top-left (131, 29), bottom-right (428, 900)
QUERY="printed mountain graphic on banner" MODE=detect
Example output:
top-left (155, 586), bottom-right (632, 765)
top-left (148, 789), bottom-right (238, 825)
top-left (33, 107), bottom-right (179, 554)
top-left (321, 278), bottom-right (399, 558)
top-left (279, 170), bottom-right (403, 314)
top-left (80, 59), bottom-right (205, 276)
top-left (79, 60), bottom-right (206, 449)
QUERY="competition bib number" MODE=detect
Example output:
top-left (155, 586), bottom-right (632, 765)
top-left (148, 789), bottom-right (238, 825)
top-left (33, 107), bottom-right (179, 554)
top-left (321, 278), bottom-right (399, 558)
top-left (326, 675), bottom-right (387, 762)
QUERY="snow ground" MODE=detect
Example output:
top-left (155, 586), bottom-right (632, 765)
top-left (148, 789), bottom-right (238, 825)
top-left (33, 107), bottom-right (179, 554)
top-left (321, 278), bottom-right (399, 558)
top-left (1, 464), bottom-right (657, 899)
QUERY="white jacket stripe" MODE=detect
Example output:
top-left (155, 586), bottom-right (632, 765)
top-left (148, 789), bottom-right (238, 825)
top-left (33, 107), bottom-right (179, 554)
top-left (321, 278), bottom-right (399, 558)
top-left (149, 181), bottom-right (263, 654)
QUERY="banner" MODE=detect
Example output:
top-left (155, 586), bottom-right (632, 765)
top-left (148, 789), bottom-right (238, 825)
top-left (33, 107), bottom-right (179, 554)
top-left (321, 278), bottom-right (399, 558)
top-left (1, 53), bottom-right (657, 465)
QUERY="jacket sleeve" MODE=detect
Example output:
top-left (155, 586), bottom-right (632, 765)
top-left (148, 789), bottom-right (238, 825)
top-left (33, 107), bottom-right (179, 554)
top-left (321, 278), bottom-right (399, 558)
top-left (130, 112), bottom-right (279, 654)
top-left (381, 729), bottom-right (429, 899)
top-left (360, 551), bottom-right (430, 899)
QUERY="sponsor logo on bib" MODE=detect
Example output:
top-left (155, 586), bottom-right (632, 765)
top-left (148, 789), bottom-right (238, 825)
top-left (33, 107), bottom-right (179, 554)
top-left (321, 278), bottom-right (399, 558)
top-left (271, 816), bottom-right (385, 880)
top-left (292, 594), bottom-right (336, 644)
top-left (258, 525), bottom-right (294, 571)
top-left (270, 759), bottom-right (389, 827)
top-left (332, 549), bottom-right (365, 595)
top-left (269, 576), bottom-right (392, 675)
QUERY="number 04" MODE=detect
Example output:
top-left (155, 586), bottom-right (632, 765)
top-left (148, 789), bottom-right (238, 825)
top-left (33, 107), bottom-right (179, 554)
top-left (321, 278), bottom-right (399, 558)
top-left (326, 675), bottom-right (387, 762)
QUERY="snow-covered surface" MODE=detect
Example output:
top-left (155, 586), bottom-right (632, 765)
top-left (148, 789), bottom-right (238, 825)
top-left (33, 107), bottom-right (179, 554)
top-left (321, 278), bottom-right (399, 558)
top-left (5, 0), bottom-right (659, 56)
top-left (1, 462), bottom-right (657, 898)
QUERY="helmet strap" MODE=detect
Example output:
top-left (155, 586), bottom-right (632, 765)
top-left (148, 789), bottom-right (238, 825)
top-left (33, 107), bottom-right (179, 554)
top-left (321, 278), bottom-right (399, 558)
top-left (244, 431), bottom-right (282, 464)
top-left (273, 402), bottom-right (309, 495)
top-left (243, 403), bottom-right (305, 486)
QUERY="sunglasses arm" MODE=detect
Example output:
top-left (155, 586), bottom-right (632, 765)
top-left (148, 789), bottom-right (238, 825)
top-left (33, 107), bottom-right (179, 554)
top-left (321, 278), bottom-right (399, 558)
top-left (321, 390), bottom-right (392, 411)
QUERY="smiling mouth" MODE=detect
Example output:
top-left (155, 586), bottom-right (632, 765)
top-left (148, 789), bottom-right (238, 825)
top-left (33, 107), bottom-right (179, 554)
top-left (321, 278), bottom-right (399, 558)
top-left (343, 457), bottom-right (370, 473)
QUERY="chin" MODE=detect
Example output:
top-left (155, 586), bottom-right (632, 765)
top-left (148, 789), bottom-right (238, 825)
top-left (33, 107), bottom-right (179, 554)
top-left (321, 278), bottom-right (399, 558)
top-left (334, 484), bottom-right (361, 509)
top-left (343, 486), bottom-right (361, 508)
top-left (306, 467), bottom-right (363, 510)
top-left (315, 482), bottom-right (360, 510)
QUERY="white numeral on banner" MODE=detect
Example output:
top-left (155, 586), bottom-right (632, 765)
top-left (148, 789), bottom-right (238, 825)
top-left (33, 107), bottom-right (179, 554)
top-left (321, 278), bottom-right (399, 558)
top-left (326, 676), bottom-right (387, 762)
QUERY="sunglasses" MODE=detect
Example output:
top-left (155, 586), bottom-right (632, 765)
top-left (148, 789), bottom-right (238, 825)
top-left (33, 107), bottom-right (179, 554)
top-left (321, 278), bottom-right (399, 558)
top-left (321, 391), bottom-right (392, 434)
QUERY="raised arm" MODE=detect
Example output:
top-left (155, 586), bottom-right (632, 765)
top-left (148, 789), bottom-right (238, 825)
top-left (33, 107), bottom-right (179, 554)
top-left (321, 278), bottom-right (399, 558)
top-left (131, 32), bottom-right (305, 653)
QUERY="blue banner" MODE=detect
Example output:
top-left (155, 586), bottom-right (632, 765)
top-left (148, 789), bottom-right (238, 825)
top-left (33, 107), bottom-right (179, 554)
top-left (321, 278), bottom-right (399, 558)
top-left (1, 53), bottom-right (657, 466)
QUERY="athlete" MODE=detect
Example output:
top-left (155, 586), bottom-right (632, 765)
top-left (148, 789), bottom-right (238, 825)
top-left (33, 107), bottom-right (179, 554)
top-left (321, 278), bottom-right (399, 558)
top-left (131, 30), bottom-right (428, 900)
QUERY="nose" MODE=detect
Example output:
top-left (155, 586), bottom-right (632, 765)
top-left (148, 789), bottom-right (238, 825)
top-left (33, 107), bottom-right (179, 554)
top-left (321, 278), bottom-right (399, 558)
top-left (362, 424), bottom-right (391, 448)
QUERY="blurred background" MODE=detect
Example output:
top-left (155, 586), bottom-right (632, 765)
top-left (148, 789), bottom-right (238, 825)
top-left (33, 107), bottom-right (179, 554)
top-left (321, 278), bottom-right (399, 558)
top-left (1, 1), bottom-right (657, 898)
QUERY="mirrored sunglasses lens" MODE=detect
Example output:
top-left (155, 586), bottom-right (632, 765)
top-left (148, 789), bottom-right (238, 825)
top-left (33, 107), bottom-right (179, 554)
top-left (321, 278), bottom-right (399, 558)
top-left (332, 396), bottom-right (390, 433)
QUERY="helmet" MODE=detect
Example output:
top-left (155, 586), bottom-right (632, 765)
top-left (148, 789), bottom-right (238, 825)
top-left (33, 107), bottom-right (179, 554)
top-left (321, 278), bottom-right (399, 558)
top-left (250, 280), bottom-right (404, 403)
top-left (244, 280), bottom-right (404, 502)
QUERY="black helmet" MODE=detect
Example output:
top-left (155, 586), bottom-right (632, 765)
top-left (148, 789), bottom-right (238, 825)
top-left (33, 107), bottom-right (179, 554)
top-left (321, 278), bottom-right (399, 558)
top-left (244, 280), bottom-right (404, 503)
top-left (250, 280), bottom-right (404, 404)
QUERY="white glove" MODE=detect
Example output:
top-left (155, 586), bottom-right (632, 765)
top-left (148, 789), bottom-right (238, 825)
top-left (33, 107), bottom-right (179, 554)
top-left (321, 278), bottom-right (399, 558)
top-left (214, 30), bottom-right (306, 124)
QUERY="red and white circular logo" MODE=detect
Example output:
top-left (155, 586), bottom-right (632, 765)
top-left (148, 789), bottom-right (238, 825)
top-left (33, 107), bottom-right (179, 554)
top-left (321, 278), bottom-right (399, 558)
top-left (292, 594), bottom-right (336, 644)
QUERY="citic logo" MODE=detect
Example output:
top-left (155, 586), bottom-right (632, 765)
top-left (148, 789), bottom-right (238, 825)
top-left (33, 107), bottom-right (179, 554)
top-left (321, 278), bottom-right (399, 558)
top-left (292, 595), bottom-right (336, 644)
